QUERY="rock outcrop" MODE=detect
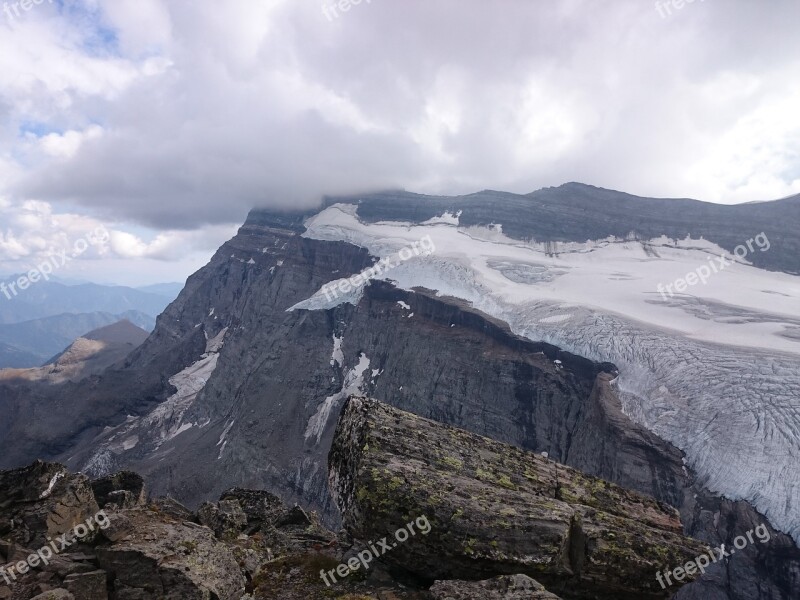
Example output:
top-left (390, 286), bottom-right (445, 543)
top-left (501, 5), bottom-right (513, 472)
top-left (329, 397), bottom-right (708, 600)
top-left (95, 509), bottom-right (245, 599)
top-left (90, 471), bottom-right (146, 509)
top-left (0, 461), bottom-right (99, 549)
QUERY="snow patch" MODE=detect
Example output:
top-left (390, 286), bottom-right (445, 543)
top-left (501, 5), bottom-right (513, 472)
top-left (422, 210), bottom-right (461, 226)
top-left (39, 471), bottom-right (65, 499)
top-left (331, 334), bottom-right (344, 367)
top-left (305, 353), bottom-right (371, 443)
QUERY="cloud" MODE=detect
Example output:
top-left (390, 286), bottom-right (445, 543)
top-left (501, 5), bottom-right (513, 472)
top-left (1, 0), bottom-right (799, 235)
top-left (0, 197), bottom-right (237, 278)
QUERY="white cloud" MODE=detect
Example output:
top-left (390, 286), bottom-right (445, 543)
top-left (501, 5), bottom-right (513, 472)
top-left (0, 0), bottom-right (798, 281)
top-left (39, 125), bottom-right (104, 158)
top-left (0, 198), bottom-right (237, 282)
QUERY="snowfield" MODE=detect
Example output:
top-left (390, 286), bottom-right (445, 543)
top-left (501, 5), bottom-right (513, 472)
top-left (296, 203), bottom-right (800, 543)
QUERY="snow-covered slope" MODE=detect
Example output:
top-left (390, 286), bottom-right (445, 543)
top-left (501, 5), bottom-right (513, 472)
top-left (297, 203), bottom-right (800, 543)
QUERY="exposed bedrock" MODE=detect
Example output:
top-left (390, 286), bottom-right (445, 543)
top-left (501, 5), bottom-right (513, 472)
top-left (329, 397), bottom-right (708, 600)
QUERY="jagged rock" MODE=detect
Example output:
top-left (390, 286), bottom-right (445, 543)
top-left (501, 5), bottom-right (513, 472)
top-left (91, 472), bottom-right (146, 510)
top-left (148, 498), bottom-right (195, 522)
top-left (276, 506), bottom-right (312, 528)
top-left (64, 570), bottom-right (108, 600)
top-left (0, 461), bottom-right (99, 549)
top-left (430, 574), bottom-right (562, 599)
top-left (197, 499), bottom-right (247, 539)
top-left (218, 489), bottom-right (336, 554)
top-left (94, 508), bottom-right (245, 600)
top-left (41, 554), bottom-right (99, 578)
top-left (218, 489), bottom-right (289, 533)
top-left (329, 397), bottom-right (709, 600)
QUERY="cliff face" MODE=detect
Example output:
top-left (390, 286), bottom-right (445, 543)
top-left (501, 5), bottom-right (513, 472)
top-left (0, 202), bottom-right (797, 598)
top-left (55, 213), bottom-right (658, 524)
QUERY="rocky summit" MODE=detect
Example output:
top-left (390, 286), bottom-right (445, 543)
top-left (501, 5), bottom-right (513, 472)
top-left (2, 397), bottom-right (710, 600)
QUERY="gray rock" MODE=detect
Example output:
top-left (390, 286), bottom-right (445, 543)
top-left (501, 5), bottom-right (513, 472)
top-left (329, 397), bottom-right (708, 600)
top-left (430, 574), bottom-right (562, 599)
top-left (0, 461), bottom-right (99, 549)
top-left (148, 497), bottom-right (195, 522)
top-left (64, 570), bottom-right (107, 600)
top-left (95, 509), bottom-right (245, 600)
top-left (91, 472), bottom-right (146, 510)
top-left (29, 590), bottom-right (74, 600)
top-left (196, 499), bottom-right (247, 539)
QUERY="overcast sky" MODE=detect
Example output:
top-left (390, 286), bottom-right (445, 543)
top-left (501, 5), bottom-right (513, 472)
top-left (1, 0), bottom-right (799, 285)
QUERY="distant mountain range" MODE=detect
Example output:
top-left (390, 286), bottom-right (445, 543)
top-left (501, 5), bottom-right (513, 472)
top-left (0, 311), bottom-right (156, 368)
top-left (0, 278), bottom-right (181, 325)
top-left (0, 319), bottom-right (150, 385)
top-left (0, 278), bottom-right (182, 368)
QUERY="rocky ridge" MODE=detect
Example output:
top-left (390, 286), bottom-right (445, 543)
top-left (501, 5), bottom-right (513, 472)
top-left (1, 396), bottom-right (711, 600)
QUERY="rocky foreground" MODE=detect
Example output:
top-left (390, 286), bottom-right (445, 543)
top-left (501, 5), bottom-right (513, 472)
top-left (1, 398), bottom-right (708, 599)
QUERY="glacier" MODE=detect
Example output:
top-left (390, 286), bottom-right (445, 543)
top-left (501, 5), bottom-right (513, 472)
top-left (297, 203), bottom-right (800, 544)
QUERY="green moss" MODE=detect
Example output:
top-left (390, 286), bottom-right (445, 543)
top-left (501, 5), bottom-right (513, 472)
top-left (496, 475), bottom-right (517, 490)
top-left (179, 540), bottom-right (198, 554)
top-left (441, 456), bottom-right (464, 470)
top-left (475, 468), bottom-right (496, 483)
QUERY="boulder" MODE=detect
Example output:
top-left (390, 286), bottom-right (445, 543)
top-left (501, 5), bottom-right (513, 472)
top-left (197, 499), bottom-right (247, 539)
top-left (94, 508), bottom-right (245, 600)
top-left (64, 570), bottom-right (108, 600)
top-left (91, 472), bottom-right (146, 509)
top-left (329, 397), bottom-right (710, 600)
top-left (218, 489), bottom-right (288, 533)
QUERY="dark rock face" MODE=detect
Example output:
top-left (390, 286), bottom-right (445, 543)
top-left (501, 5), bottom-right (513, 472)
top-left (329, 397), bottom-right (706, 600)
top-left (0, 461), bottom-right (99, 549)
top-left (90, 472), bottom-right (146, 509)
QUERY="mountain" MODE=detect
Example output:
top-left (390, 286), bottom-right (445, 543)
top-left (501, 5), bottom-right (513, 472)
top-left (343, 183), bottom-right (800, 273)
top-left (0, 183), bottom-right (798, 599)
top-left (0, 341), bottom-right (42, 369)
top-left (0, 319), bottom-right (150, 384)
top-left (0, 310), bottom-right (156, 368)
top-left (0, 279), bottom-right (177, 325)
